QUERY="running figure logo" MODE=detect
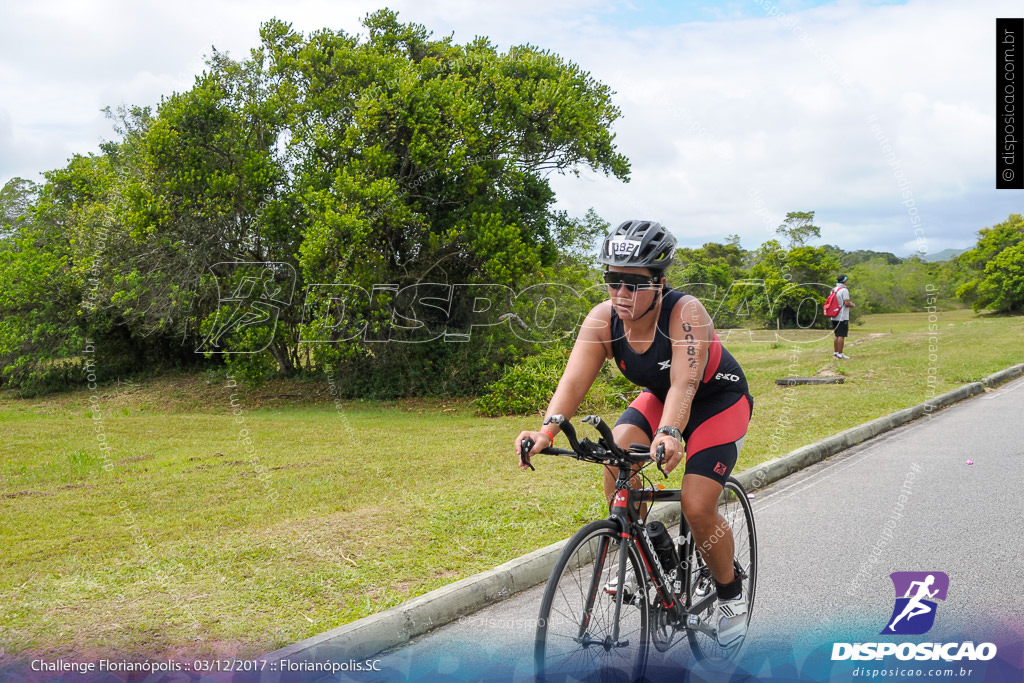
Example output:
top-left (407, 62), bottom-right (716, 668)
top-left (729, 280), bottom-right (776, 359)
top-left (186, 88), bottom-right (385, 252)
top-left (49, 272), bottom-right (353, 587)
top-left (882, 571), bottom-right (949, 635)
top-left (197, 262), bottom-right (296, 354)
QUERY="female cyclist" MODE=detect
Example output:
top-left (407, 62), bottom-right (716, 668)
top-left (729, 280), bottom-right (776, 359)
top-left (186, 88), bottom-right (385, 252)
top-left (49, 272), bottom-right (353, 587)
top-left (514, 219), bottom-right (754, 646)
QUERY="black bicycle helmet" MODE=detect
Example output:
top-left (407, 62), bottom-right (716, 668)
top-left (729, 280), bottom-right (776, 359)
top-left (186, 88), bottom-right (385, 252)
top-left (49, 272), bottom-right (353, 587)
top-left (597, 220), bottom-right (676, 271)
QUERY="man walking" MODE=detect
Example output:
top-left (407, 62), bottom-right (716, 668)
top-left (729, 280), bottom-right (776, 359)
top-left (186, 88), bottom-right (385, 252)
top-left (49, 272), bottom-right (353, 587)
top-left (831, 275), bottom-right (854, 359)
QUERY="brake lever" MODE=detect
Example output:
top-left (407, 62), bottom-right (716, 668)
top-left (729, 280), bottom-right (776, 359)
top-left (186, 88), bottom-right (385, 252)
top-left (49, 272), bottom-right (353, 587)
top-left (520, 437), bottom-right (536, 471)
top-left (655, 443), bottom-right (667, 479)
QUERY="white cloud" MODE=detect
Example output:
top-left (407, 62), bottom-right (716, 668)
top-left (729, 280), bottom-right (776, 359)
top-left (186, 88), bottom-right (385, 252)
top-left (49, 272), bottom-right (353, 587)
top-left (0, 0), bottom-right (1019, 255)
top-left (0, 108), bottom-right (73, 182)
top-left (546, 0), bottom-right (1021, 254)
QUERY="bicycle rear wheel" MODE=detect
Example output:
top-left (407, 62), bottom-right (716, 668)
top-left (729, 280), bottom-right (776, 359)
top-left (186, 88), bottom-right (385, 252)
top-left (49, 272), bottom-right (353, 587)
top-left (685, 477), bottom-right (757, 663)
top-left (535, 520), bottom-right (649, 682)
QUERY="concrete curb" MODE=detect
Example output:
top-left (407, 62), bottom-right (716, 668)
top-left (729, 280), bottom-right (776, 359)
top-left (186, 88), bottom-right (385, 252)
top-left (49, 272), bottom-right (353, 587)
top-left (264, 363), bottom-right (1024, 663)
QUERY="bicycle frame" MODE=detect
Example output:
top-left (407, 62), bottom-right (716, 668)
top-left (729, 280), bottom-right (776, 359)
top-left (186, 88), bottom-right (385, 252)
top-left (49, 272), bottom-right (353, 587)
top-left (531, 414), bottom-right (757, 677)
top-left (528, 413), bottom-right (727, 644)
top-left (602, 465), bottom-right (726, 643)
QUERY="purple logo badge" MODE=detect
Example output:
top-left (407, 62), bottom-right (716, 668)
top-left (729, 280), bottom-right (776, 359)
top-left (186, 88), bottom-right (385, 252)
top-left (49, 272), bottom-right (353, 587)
top-left (882, 571), bottom-right (949, 635)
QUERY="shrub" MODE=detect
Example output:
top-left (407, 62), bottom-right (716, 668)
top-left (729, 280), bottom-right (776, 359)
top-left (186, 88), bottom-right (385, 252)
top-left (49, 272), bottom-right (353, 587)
top-left (475, 342), bottom-right (637, 417)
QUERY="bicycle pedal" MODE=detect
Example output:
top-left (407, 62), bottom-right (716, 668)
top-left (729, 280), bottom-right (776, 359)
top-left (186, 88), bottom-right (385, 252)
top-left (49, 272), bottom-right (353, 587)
top-left (604, 589), bottom-right (638, 605)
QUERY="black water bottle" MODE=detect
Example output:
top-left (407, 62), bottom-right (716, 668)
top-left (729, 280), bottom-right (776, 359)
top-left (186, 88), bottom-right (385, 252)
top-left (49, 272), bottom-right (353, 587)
top-left (647, 521), bottom-right (679, 572)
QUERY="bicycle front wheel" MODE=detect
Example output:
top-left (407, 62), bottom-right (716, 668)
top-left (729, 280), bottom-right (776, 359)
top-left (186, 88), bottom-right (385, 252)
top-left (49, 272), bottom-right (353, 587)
top-left (685, 476), bottom-right (757, 662)
top-left (535, 520), bottom-right (650, 682)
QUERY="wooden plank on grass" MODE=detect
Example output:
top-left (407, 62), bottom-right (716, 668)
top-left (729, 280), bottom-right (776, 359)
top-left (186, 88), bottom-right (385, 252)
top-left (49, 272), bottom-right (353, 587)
top-left (775, 377), bottom-right (845, 385)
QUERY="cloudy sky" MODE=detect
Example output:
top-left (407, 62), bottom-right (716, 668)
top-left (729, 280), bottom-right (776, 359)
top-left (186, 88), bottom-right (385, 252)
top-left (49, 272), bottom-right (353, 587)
top-left (1, 0), bottom-right (1020, 256)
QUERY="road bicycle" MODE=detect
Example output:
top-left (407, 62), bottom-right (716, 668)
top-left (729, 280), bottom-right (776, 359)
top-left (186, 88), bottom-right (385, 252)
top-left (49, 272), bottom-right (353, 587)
top-left (521, 414), bottom-right (757, 681)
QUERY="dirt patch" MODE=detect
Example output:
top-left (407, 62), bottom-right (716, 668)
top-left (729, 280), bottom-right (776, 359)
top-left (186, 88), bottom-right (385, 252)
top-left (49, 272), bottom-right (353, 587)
top-left (2, 489), bottom-right (46, 499)
top-left (7, 483), bottom-right (99, 498)
top-left (847, 331), bottom-right (893, 347)
top-left (255, 507), bottom-right (400, 566)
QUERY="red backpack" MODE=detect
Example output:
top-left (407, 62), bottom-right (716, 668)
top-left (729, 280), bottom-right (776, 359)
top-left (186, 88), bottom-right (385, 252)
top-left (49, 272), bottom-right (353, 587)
top-left (823, 287), bottom-right (842, 318)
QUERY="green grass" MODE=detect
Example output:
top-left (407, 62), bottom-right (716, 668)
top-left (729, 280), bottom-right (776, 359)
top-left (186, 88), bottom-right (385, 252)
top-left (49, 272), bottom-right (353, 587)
top-left (0, 310), bottom-right (1021, 660)
top-left (726, 309), bottom-right (1023, 462)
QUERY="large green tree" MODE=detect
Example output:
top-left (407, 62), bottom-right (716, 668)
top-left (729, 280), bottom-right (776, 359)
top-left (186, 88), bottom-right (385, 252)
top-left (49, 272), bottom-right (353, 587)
top-left (955, 213), bottom-right (1024, 312)
top-left (775, 210), bottom-right (821, 248)
top-left (665, 239), bottom-right (747, 323)
top-left (258, 11), bottom-right (627, 393)
top-left (2, 9), bottom-right (629, 395)
top-left (737, 239), bottom-right (839, 328)
top-left (0, 175), bottom-right (92, 392)
top-left (0, 177), bottom-right (40, 239)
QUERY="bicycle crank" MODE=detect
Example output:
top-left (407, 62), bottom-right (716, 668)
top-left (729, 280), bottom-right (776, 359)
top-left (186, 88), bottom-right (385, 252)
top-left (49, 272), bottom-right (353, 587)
top-left (686, 614), bottom-right (718, 639)
top-left (651, 606), bottom-right (681, 652)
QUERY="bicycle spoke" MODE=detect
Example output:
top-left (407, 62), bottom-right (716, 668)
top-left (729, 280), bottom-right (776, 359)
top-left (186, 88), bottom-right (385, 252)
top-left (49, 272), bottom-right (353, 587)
top-left (536, 522), bottom-right (649, 681)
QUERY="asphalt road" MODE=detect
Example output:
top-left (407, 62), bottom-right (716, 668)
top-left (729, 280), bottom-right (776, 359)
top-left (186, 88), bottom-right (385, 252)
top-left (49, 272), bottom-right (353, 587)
top-left (327, 376), bottom-right (1024, 682)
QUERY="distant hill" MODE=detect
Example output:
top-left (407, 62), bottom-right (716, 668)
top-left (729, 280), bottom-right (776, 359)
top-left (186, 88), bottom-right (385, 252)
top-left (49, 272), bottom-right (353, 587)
top-left (918, 248), bottom-right (967, 262)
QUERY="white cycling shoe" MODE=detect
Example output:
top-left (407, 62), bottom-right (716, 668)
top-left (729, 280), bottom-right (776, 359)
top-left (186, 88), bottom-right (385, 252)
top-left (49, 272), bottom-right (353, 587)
top-left (715, 591), bottom-right (748, 646)
top-left (603, 575), bottom-right (640, 604)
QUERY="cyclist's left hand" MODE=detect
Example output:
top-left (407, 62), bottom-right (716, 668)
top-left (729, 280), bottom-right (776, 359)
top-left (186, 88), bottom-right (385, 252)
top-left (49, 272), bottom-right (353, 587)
top-left (650, 433), bottom-right (684, 475)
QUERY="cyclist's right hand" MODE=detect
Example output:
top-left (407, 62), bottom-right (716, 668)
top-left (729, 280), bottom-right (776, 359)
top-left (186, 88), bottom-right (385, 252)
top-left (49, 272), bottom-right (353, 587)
top-left (514, 431), bottom-right (551, 471)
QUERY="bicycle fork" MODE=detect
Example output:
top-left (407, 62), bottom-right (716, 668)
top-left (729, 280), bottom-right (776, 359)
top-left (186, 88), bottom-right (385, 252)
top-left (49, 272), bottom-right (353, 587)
top-left (607, 531), bottom-right (633, 649)
top-left (572, 531), bottom-right (634, 650)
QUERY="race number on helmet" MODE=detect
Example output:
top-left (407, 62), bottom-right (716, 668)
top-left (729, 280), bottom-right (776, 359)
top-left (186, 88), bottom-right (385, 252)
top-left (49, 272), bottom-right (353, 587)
top-left (597, 220), bottom-right (676, 271)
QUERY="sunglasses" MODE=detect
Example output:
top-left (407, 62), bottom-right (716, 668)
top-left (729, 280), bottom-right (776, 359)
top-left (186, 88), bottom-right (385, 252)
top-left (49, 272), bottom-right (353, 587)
top-left (603, 271), bottom-right (660, 291)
